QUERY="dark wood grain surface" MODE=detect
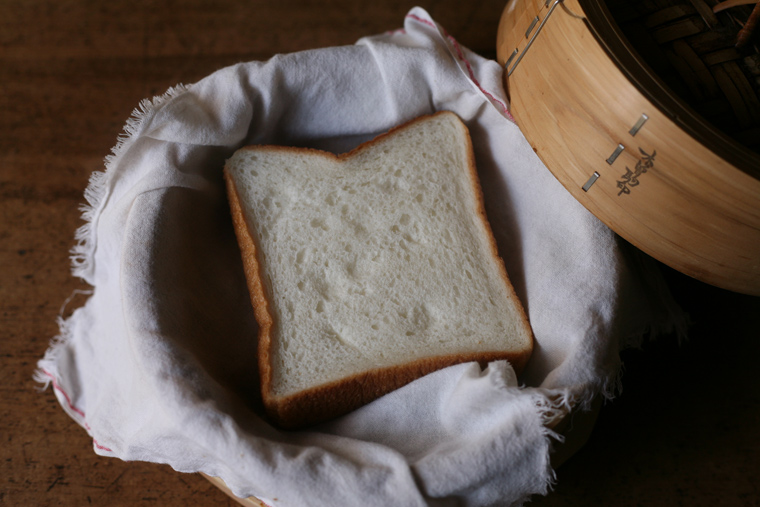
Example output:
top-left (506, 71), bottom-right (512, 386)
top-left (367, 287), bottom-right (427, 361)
top-left (2, 1), bottom-right (758, 506)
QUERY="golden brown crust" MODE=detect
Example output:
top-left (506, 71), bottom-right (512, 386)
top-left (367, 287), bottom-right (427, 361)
top-left (236, 143), bottom-right (342, 161)
top-left (269, 349), bottom-right (531, 429)
top-left (225, 111), bottom-right (534, 430)
top-left (454, 114), bottom-right (535, 353)
top-left (224, 171), bottom-right (275, 400)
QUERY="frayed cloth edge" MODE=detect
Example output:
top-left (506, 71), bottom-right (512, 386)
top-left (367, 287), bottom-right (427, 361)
top-left (37, 83), bottom-right (192, 420)
top-left (34, 312), bottom-right (79, 392)
top-left (69, 83), bottom-right (192, 282)
top-left (34, 313), bottom-right (86, 430)
top-left (514, 389), bottom-right (576, 505)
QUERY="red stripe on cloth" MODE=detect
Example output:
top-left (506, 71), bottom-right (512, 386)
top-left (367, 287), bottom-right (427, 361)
top-left (405, 13), bottom-right (515, 122)
top-left (42, 369), bottom-right (113, 452)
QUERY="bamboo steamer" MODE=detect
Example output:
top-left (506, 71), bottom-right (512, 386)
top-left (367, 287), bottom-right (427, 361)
top-left (497, 0), bottom-right (760, 295)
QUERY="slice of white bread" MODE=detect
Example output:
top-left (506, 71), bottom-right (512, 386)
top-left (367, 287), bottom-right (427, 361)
top-left (224, 111), bottom-right (533, 429)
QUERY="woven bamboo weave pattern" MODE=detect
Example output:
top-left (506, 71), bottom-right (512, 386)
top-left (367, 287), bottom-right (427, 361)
top-left (606, 0), bottom-right (760, 153)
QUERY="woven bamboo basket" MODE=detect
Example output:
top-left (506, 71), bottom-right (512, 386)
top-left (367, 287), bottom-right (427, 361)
top-left (607, 0), bottom-right (760, 152)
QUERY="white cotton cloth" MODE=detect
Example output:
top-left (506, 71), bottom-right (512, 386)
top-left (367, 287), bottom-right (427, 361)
top-left (37, 8), bottom-right (681, 507)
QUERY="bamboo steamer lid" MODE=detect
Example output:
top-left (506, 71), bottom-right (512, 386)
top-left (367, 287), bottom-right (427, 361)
top-left (496, 0), bottom-right (760, 295)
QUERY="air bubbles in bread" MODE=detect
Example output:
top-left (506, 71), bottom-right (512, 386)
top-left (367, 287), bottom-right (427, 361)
top-left (224, 112), bottom-right (534, 427)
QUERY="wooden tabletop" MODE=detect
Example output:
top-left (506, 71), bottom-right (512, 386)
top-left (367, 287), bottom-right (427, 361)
top-left (2, 1), bottom-right (759, 506)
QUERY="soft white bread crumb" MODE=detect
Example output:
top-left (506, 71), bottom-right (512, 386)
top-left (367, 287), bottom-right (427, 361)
top-left (225, 111), bottom-right (533, 428)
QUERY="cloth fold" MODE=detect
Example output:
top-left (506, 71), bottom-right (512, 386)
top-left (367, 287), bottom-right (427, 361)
top-left (37, 7), bottom-right (681, 506)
